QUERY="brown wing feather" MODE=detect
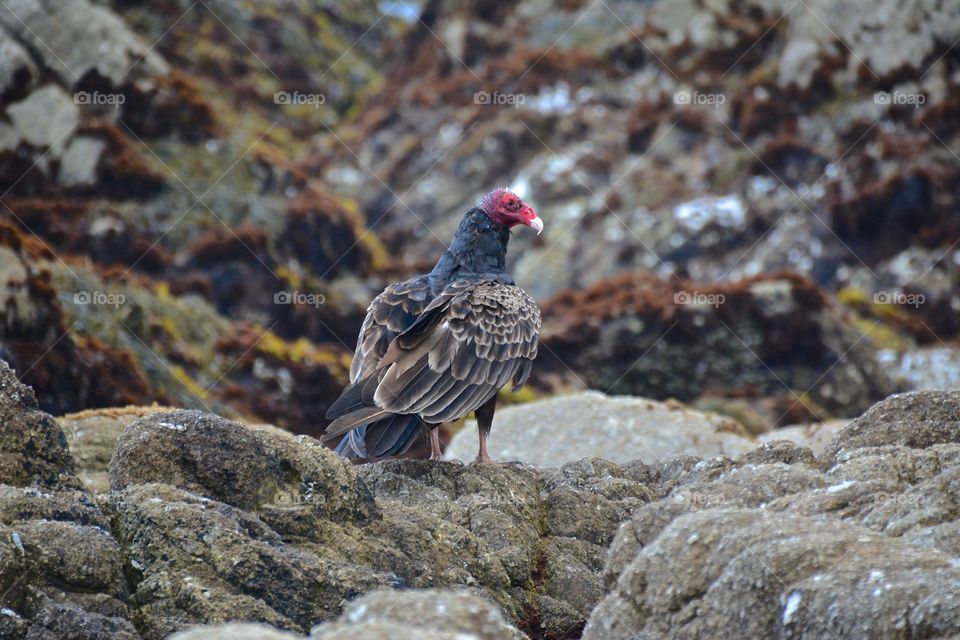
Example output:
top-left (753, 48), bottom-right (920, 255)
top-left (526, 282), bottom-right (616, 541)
top-left (371, 278), bottom-right (540, 423)
top-left (350, 275), bottom-right (433, 382)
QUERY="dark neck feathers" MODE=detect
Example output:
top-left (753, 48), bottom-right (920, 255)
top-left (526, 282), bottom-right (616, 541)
top-left (428, 208), bottom-right (511, 291)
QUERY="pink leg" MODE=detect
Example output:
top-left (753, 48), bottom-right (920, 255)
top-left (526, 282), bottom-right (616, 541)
top-left (472, 396), bottom-right (496, 464)
top-left (474, 426), bottom-right (492, 464)
top-left (429, 428), bottom-right (442, 460)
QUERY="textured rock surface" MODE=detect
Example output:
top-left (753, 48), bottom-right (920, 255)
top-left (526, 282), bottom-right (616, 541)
top-left (758, 419), bottom-right (848, 455)
top-left (2, 0), bottom-right (957, 447)
top-left (4, 359), bottom-right (960, 640)
top-left (311, 589), bottom-right (527, 640)
top-left (0, 0), bottom-right (168, 85)
top-left (167, 590), bottom-right (527, 640)
top-left (170, 624), bottom-right (302, 640)
top-left (60, 405), bottom-right (176, 495)
top-left (586, 389), bottom-right (960, 639)
top-left (107, 409), bottom-right (655, 638)
top-left (0, 0), bottom-right (388, 439)
top-left (539, 274), bottom-right (897, 417)
top-left (0, 360), bottom-right (139, 639)
top-left (445, 392), bottom-right (756, 466)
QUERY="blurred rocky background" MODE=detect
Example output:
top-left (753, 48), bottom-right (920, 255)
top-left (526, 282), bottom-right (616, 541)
top-left (2, 1), bottom-right (960, 637)
top-left (2, 0), bottom-right (959, 437)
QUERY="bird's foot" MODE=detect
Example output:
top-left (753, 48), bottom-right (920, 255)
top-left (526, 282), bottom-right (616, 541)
top-left (471, 453), bottom-right (495, 465)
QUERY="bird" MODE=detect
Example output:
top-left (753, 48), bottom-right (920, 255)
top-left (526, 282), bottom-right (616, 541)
top-left (322, 188), bottom-right (543, 463)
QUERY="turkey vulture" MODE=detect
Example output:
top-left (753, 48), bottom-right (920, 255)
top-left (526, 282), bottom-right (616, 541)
top-left (323, 188), bottom-right (542, 463)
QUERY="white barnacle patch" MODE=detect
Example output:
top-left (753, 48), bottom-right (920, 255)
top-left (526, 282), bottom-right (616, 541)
top-left (782, 592), bottom-right (802, 625)
top-left (826, 480), bottom-right (856, 493)
top-left (159, 421), bottom-right (187, 431)
top-left (347, 603), bottom-right (368, 623)
top-left (11, 531), bottom-right (24, 555)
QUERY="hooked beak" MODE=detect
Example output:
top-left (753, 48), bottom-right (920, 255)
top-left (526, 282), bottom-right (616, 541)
top-left (522, 207), bottom-right (543, 235)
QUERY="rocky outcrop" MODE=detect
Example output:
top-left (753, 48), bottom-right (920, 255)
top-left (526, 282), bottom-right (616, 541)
top-left (4, 0), bottom-right (958, 440)
top-left (1, 360), bottom-right (657, 639)
top-left (4, 357), bottom-right (960, 640)
top-left (315, 0), bottom-right (960, 307)
top-left (586, 389), bottom-right (960, 639)
top-left (0, 360), bottom-right (139, 639)
top-left (0, 0), bottom-right (392, 433)
top-left (445, 392), bottom-right (756, 466)
top-left (168, 590), bottom-right (526, 640)
top-left (757, 419), bottom-right (847, 455)
top-left (59, 405), bottom-right (178, 495)
top-left (538, 273), bottom-right (897, 417)
top-left (310, 589), bottom-right (527, 640)
top-left (105, 408), bottom-right (655, 638)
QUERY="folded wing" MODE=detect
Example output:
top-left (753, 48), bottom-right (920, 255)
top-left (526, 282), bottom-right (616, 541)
top-left (324, 277), bottom-right (540, 442)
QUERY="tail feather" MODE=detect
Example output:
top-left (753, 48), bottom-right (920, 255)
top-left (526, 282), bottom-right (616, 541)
top-left (333, 414), bottom-right (425, 460)
top-left (335, 425), bottom-right (367, 458)
top-left (324, 406), bottom-right (388, 441)
top-left (366, 414), bottom-right (425, 458)
top-left (326, 375), bottom-right (380, 419)
top-left (326, 346), bottom-right (427, 459)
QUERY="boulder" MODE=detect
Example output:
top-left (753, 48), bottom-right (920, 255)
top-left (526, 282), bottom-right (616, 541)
top-left (60, 405), bottom-right (177, 495)
top-left (757, 419), bottom-right (848, 455)
top-left (170, 624), bottom-right (302, 640)
top-left (310, 589), bottom-right (526, 640)
top-left (588, 389), bottom-right (960, 639)
top-left (5, 84), bottom-right (77, 154)
top-left (0, 360), bottom-right (139, 639)
top-left (444, 392), bottom-right (756, 466)
top-left (538, 274), bottom-right (897, 417)
top-left (0, 24), bottom-right (36, 96)
top-left (0, 0), bottom-right (168, 86)
top-left (825, 389), bottom-right (960, 457)
top-left (586, 508), bottom-right (960, 639)
top-left (167, 590), bottom-right (527, 640)
top-left (107, 408), bottom-right (655, 638)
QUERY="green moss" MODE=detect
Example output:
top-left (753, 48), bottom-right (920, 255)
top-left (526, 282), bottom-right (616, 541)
top-left (169, 364), bottom-right (208, 401)
top-left (837, 285), bottom-right (868, 306)
top-left (855, 317), bottom-right (912, 350)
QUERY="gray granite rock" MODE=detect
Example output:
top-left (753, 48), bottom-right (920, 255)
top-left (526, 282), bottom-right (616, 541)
top-left (445, 392), bottom-right (756, 466)
top-left (6, 84), bottom-right (78, 153)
